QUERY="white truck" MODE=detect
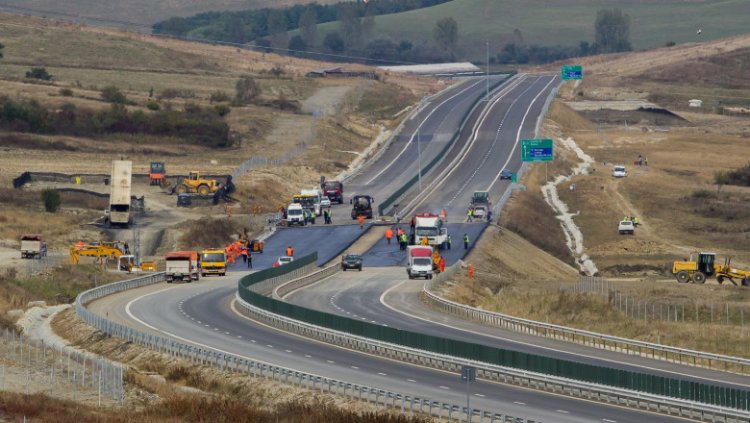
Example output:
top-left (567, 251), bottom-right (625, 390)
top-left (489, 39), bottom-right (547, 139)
top-left (286, 203), bottom-right (306, 226)
top-left (20, 234), bottom-right (45, 259)
top-left (413, 212), bottom-right (448, 249)
top-left (106, 160), bottom-right (132, 227)
top-left (165, 251), bottom-right (200, 282)
top-left (407, 245), bottom-right (434, 280)
top-left (300, 188), bottom-right (322, 216)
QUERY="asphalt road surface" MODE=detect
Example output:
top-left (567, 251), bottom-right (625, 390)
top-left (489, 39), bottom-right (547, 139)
top-left (90, 273), bottom-right (688, 423)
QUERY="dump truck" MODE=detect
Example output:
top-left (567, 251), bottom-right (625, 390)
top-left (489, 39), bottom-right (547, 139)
top-left (21, 234), bottom-right (45, 259)
top-left (321, 180), bottom-right (344, 204)
top-left (350, 195), bottom-right (374, 219)
top-left (149, 162), bottom-right (166, 186)
top-left (106, 160), bottom-right (132, 227)
top-left (412, 212), bottom-right (448, 249)
top-left (673, 252), bottom-right (750, 286)
top-left (200, 249), bottom-right (226, 277)
top-left (175, 172), bottom-right (221, 196)
top-left (407, 246), bottom-right (434, 280)
top-left (165, 251), bottom-right (200, 282)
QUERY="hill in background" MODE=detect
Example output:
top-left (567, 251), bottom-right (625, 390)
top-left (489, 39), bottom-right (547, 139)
top-left (0, 0), bottom-right (339, 28)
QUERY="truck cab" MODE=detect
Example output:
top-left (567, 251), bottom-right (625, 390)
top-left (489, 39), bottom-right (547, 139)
top-left (350, 195), bottom-right (374, 219)
top-left (413, 212), bottom-right (448, 249)
top-left (200, 249), bottom-right (226, 276)
top-left (322, 180), bottom-right (344, 204)
top-left (286, 203), bottom-right (306, 226)
top-left (407, 246), bottom-right (434, 279)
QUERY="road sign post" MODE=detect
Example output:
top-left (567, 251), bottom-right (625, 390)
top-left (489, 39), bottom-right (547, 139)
top-left (461, 365), bottom-right (476, 423)
top-left (561, 64), bottom-right (582, 80)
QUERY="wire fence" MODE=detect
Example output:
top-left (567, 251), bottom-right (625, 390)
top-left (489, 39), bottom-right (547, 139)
top-left (22, 252), bottom-right (66, 276)
top-left (568, 276), bottom-right (750, 327)
top-left (0, 328), bottom-right (123, 405)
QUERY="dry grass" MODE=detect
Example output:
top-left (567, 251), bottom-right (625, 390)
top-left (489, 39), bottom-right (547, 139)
top-left (48, 309), bottom-right (431, 423)
top-left (178, 217), bottom-right (241, 250)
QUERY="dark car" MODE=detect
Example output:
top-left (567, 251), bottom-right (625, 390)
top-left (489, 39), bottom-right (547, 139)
top-left (177, 194), bottom-right (192, 207)
top-left (341, 253), bottom-right (363, 271)
top-left (499, 169), bottom-right (513, 180)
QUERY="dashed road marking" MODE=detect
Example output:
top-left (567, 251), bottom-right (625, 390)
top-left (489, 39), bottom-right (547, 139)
top-left (513, 401), bottom-right (526, 406)
top-left (439, 386), bottom-right (450, 390)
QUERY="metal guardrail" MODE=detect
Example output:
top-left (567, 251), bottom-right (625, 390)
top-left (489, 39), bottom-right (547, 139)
top-left (237, 276), bottom-right (749, 423)
top-left (73, 269), bottom-right (537, 422)
top-left (423, 275), bottom-right (750, 377)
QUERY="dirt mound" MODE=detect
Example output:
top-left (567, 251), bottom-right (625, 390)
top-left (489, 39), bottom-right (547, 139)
top-left (635, 47), bottom-right (750, 89)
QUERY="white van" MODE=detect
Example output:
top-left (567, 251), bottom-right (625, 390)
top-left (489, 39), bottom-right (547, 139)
top-left (612, 165), bottom-right (627, 178)
top-left (287, 203), bottom-right (305, 226)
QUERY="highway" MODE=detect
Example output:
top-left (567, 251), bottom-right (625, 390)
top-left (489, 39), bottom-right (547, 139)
top-left (90, 272), bottom-right (686, 423)
top-left (85, 75), bottom-right (736, 421)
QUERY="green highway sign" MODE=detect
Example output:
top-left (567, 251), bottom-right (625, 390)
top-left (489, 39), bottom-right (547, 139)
top-left (561, 65), bottom-right (582, 80)
top-left (521, 139), bottom-right (554, 162)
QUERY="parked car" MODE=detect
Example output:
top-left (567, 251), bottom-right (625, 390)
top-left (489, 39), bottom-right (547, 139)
top-left (618, 220), bottom-right (635, 235)
top-left (177, 194), bottom-right (192, 207)
top-left (341, 253), bottom-right (363, 271)
top-left (612, 165), bottom-right (627, 178)
top-left (320, 196), bottom-right (332, 208)
top-left (273, 256), bottom-right (294, 267)
top-left (499, 169), bottom-right (513, 180)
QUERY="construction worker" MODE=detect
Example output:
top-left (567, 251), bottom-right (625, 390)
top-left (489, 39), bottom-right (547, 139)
top-left (486, 210), bottom-right (493, 223)
top-left (421, 236), bottom-right (429, 246)
top-left (247, 249), bottom-right (253, 269)
top-left (385, 227), bottom-right (393, 245)
top-left (468, 263), bottom-right (474, 280)
top-left (463, 233), bottom-right (470, 250)
top-left (77, 240), bottom-right (84, 251)
top-left (622, 215), bottom-right (629, 222)
top-left (241, 246), bottom-right (248, 264)
top-left (358, 214), bottom-right (365, 230)
top-left (400, 233), bottom-right (408, 250)
top-left (433, 250), bottom-right (440, 269)
top-left (633, 216), bottom-right (640, 226)
top-left (286, 245), bottom-right (294, 257)
top-left (446, 234), bottom-right (452, 250)
top-left (438, 256), bottom-right (446, 273)
top-left (466, 208), bottom-right (473, 222)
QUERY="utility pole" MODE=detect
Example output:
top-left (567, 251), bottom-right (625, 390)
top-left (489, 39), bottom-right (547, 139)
top-left (485, 40), bottom-right (490, 101)
top-left (417, 129), bottom-right (422, 192)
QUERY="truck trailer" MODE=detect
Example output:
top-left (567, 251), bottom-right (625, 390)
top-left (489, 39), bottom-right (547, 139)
top-left (20, 234), bottom-right (45, 259)
top-left (165, 251), bottom-right (200, 282)
top-left (106, 160), bottom-right (133, 227)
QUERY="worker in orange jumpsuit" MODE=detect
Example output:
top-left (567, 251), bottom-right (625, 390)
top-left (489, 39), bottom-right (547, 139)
top-left (438, 256), bottom-right (446, 274)
top-left (385, 227), bottom-right (393, 245)
top-left (286, 245), bottom-right (294, 257)
top-left (77, 240), bottom-right (84, 251)
top-left (225, 245), bottom-right (235, 265)
top-left (358, 214), bottom-right (365, 230)
top-left (468, 263), bottom-right (474, 280)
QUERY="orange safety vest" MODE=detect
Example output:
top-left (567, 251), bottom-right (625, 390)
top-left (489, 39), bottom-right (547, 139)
top-left (358, 215), bottom-right (364, 225)
top-left (385, 229), bottom-right (393, 239)
top-left (286, 247), bottom-right (294, 257)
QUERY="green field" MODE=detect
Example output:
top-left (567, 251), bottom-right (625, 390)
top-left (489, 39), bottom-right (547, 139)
top-left (315, 0), bottom-right (750, 61)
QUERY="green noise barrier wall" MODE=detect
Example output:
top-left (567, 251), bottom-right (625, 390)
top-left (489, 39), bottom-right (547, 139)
top-left (239, 252), bottom-right (750, 411)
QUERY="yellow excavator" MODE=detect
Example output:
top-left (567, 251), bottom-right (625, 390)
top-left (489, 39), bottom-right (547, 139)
top-left (672, 252), bottom-right (750, 286)
top-left (70, 242), bottom-right (156, 272)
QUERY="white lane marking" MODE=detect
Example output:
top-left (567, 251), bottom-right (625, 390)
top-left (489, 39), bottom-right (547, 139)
top-left (304, 354), bottom-right (312, 358)
top-left (236, 335), bottom-right (242, 339)
top-left (439, 386), bottom-right (450, 390)
top-left (602, 419), bottom-right (617, 423)
top-left (377, 372), bottom-right (387, 376)
top-left (285, 350), bottom-right (293, 353)
top-left (486, 76), bottom-right (557, 191)
top-left (365, 79), bottom-right (483, 185)
top-left (401, 75), bottom-right (528, 212)
top-left (407, 379), bottom-right (417, 383)
top-left (557, 410), bottom-right (569, 414)
top-left (124, 290), bottom-right (327, 379)
top-left (351, 366), bottom-right (359, 370)
top-left (474, 393), bottom-right (485, 397)
top-left (224, 331), bottom-right (230, 335)
top-left (266, 344), bottom-right (274, 348)
top-left (378, 278), bottom-right (740, 387)
top-left (326, 360), bottom-right (335, 364)
top-left (513, 401), bottom-right (526, 405)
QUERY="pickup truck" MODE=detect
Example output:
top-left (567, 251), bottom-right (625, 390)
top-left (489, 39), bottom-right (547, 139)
top-left (618, 220), bottom-right (635, 235)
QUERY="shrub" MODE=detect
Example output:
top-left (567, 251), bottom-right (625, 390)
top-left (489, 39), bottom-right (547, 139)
top-left (233, 76), bottom-right (261, 106)
top-left (209, 90), bottom-right (230, 103)
top-left (158, 88), bottom-right (195, 100)
top-left (214, 104), bottom-right (231, 117)
top-left (25, 67), bottom-right (52, 81)
top-left (59, 88), bottom-right (73, 97)
top-left (100, 85), bottom-right (127, 104)
top-left (41, 189), bottom-right (61, 212)
top-left (146, 100), bottom-right (160, 111)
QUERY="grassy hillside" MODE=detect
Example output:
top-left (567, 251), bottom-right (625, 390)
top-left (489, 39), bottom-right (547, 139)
top-left (0, 0), bottom-right (340, 27)
top-left (314, 0), bottom-right (750, 61)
